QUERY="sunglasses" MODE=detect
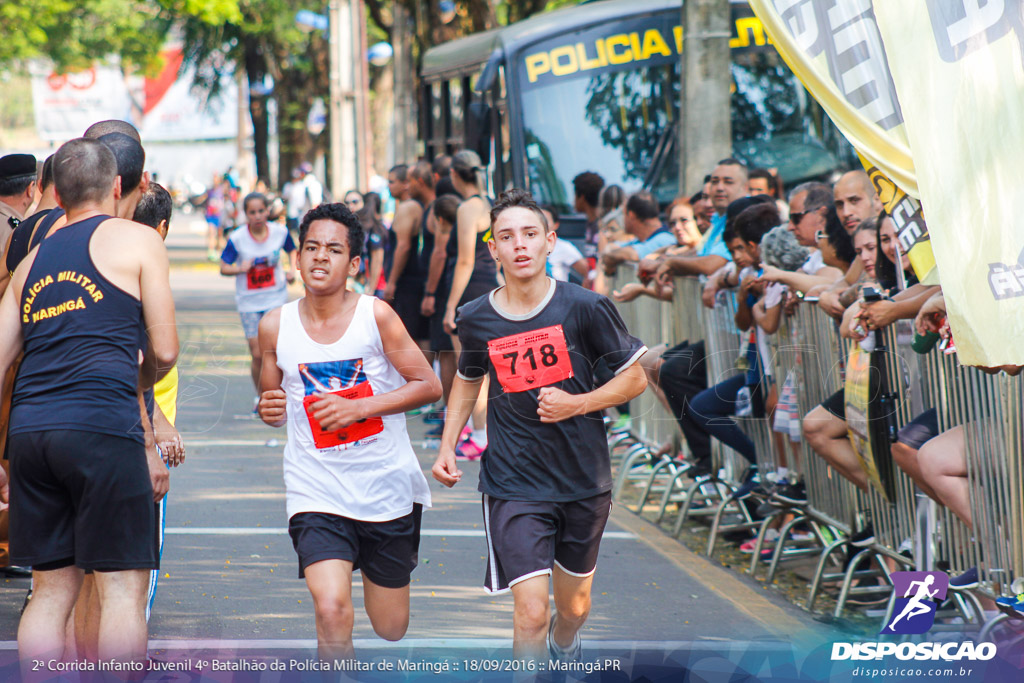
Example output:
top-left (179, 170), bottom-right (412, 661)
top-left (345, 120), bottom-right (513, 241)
top-left (345, 198), bottom-right (362, 205)
top-left (815, 229), bottom-right (826, 242)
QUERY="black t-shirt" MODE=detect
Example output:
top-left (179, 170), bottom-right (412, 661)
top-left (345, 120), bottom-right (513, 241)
top-left (456, 279), bottom-right (646, 502)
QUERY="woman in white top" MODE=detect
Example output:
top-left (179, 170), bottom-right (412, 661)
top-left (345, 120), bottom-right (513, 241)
top-left (257, 203), bottom-right (440, 662)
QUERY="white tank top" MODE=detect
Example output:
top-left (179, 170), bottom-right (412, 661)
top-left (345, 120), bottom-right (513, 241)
top-left (276, 295), bottom-right (431, 521)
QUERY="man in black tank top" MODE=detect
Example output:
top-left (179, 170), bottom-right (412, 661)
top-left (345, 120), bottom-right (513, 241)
top-left (0, 138), bottom-right (178, 669)
top-left (384, 163), bottom-right (432, 353)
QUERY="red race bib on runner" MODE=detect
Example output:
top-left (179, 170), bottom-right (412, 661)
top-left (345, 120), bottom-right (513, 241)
top-left (303, 381), bottom-right (384, 448)
top-left (487, 324), bottom-right (573, 393)
top-left (247, 263), bottom-right (276, 290)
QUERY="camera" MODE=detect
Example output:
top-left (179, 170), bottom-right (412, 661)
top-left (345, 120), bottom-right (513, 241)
top-left (862, 285), bottom-right (884, 303)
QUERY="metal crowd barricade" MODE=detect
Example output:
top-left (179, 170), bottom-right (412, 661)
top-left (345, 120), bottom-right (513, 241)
top-left (604, 263), bottom-right (1024, 629)
top-left (607, 264), bottom-right (677, 500)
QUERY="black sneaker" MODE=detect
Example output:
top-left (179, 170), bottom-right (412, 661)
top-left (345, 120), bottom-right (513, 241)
top-left (688, 459), bottom-right (713, 479)
top-left (772, 480), bottom-right (807, 505)
top-left (849, 522), bottom-right (875, 548)
top-left (729, 479), bottom-right (760, 501)
top-left (949, 567), bottom-right (979, 590)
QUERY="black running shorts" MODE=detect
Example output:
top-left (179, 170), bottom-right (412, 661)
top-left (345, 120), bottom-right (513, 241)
top-left (821, 388), bottom-right (846, 420)
top-left (8, 430), bottom-right (158, 571)
top-left (482, 492), bottom-right (612, 593)
top-left (897, 408), bottom-right (940, 450)
top-left (288, 505), bottom-right (422, 588)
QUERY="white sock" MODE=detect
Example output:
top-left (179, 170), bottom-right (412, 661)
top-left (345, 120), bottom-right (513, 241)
top-left (777, 467), bottom-right (789, 480)
top-left (472, 428), bottom-right (488, 447)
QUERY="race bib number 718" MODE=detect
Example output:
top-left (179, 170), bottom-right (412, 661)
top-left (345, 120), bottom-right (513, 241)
top-left (487, 324), bottom-right (573, 393)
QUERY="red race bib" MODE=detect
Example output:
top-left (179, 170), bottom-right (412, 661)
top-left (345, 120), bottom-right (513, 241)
top-left (247, 263), bottom-right (276, 290)
top-left (487, 324), bottom-right (573, 393)
top-left (302, 381), bottom-right (384, 448)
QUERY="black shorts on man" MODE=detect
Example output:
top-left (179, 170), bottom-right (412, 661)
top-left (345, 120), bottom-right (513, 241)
top-left (288, 505), bottom-right (422, 588)
top-left (483, 492), bottom-right (611, 593)
top-left (9, 430), bottom-right (158, 571)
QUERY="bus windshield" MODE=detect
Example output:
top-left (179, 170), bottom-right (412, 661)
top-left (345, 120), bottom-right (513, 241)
top-left (521, 48), bottom-right (840, 212)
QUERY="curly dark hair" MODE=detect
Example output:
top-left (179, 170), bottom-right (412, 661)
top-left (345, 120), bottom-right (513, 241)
top-left (490, 188), bottom-right (549, 230)
top-left (298, 202), bottom-right (364, 257)
top-left (572, 171), bottom-right (604, 208)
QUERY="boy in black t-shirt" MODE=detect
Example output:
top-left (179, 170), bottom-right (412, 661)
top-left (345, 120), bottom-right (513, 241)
top-left (432, 189), bottom-right (647, 661)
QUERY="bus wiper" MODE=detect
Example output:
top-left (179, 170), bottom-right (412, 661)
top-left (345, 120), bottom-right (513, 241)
top-left (643, 121), bottom-right (677, 192)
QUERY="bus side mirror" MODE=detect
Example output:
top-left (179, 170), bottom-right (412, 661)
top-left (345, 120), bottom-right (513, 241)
top-left (466, 101), bottom-right (492, 166)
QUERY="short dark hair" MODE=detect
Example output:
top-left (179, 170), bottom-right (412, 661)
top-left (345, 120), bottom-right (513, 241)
top-left (734, 203), bottom-right (781, 245)
top-left (243, 192), bottom-right (267, 212)
top-left (748, 167), bottom-right (779, 197)
top-left (434, 194), bottom-right (460, 226)
top-left (299, 202), bottom-right (364, 258)
top-left (572, 171), bottom-right (604, 208)
top-left (0, 174), bottom-right (35, 197)
top-left (40, 154), bottom-right (55, 192)
top-left (409, 160), bottom-right (435, 189)
top-left (132, 182), bottom-right (172, 230)
top-left (54, 138), bottom-right (118, 208)
top-left (790, 181), bottom-right (833, 212)
top-left (723, 226), bottom-right (739, 244)
top-left (389, 164), bottom-right (409, 181)
top-left (624, 190), bottom-right (659, 221)
top-left (716, 157), bottom-right (749, 181)
top-left (433, 154), bottom-right (452, 177)
top-left (98, 132), bottom-right (145, 194)
top-left (490, 188), bottom-right (548, 231)
top-left (84, 119), bottom-right (141, 142)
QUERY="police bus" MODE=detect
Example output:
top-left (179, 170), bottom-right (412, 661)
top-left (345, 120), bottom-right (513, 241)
top-left (420, 0), bottom-right (854, 232)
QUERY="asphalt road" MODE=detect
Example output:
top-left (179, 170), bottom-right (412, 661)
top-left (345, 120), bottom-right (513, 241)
top-left (0, 218), bottom-right (846, 680)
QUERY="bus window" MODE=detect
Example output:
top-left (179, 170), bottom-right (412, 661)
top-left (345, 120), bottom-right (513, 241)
top-left (522, 62), bottom-right (677, 213)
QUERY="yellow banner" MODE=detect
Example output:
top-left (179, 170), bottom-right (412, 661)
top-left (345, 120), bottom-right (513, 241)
top-left (858, 156), bottom-right (938, 286)
top-left (872, 2), bottom-right (1024, 365)
top-left (844, 346), bottom-right (888, 501)
top-left (747, 0), bottom-right (918, 196)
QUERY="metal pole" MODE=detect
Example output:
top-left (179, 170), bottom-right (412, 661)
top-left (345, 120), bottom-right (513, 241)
top-left (678, 0), bottom-right (732, 194)
top-left (328, 0), bottom-right (359, 198)
top-left (355, 0), bottom-right (371, 187)
top-left (392, 3), bottom-right (416, 164)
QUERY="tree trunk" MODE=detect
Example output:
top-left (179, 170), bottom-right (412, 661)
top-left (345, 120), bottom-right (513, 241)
top-left (243, 40), bottom-right (270, 184)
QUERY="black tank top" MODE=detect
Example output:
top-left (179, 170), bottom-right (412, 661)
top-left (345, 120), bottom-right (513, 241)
top-left (4, 208), bottom-right (65, 277)
top-left (396, 199), bottom-right (425, 285)
top-left (417, 200), bottom-right (436, 277)
top-left (445, 195), bottom-right (498, 305)
top-left (11, 215), bottom-right (147, 443)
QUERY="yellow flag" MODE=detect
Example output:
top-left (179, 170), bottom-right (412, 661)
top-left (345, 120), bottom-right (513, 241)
top-left (747, 0), bottom-right (938, 285)
top-left (872, 2), bottom-right (1024, 365)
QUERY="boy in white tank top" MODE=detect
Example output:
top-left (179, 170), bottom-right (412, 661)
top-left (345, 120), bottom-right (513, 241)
top-left (256, 203), bottom-right (441, 662)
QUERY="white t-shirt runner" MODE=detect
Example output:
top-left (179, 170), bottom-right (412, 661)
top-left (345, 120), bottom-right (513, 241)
top-left (221, 223), bottom-right (296, 313)
top-left (275, 296), bottom-right (431, 522)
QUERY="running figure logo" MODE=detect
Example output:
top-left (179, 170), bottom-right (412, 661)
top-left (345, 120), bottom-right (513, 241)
top-left (882, 571), bottom-right (948, 635)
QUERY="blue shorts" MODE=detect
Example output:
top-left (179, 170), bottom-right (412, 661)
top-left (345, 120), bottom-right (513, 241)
top-left (239, 310), bottom-right (269, 339)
